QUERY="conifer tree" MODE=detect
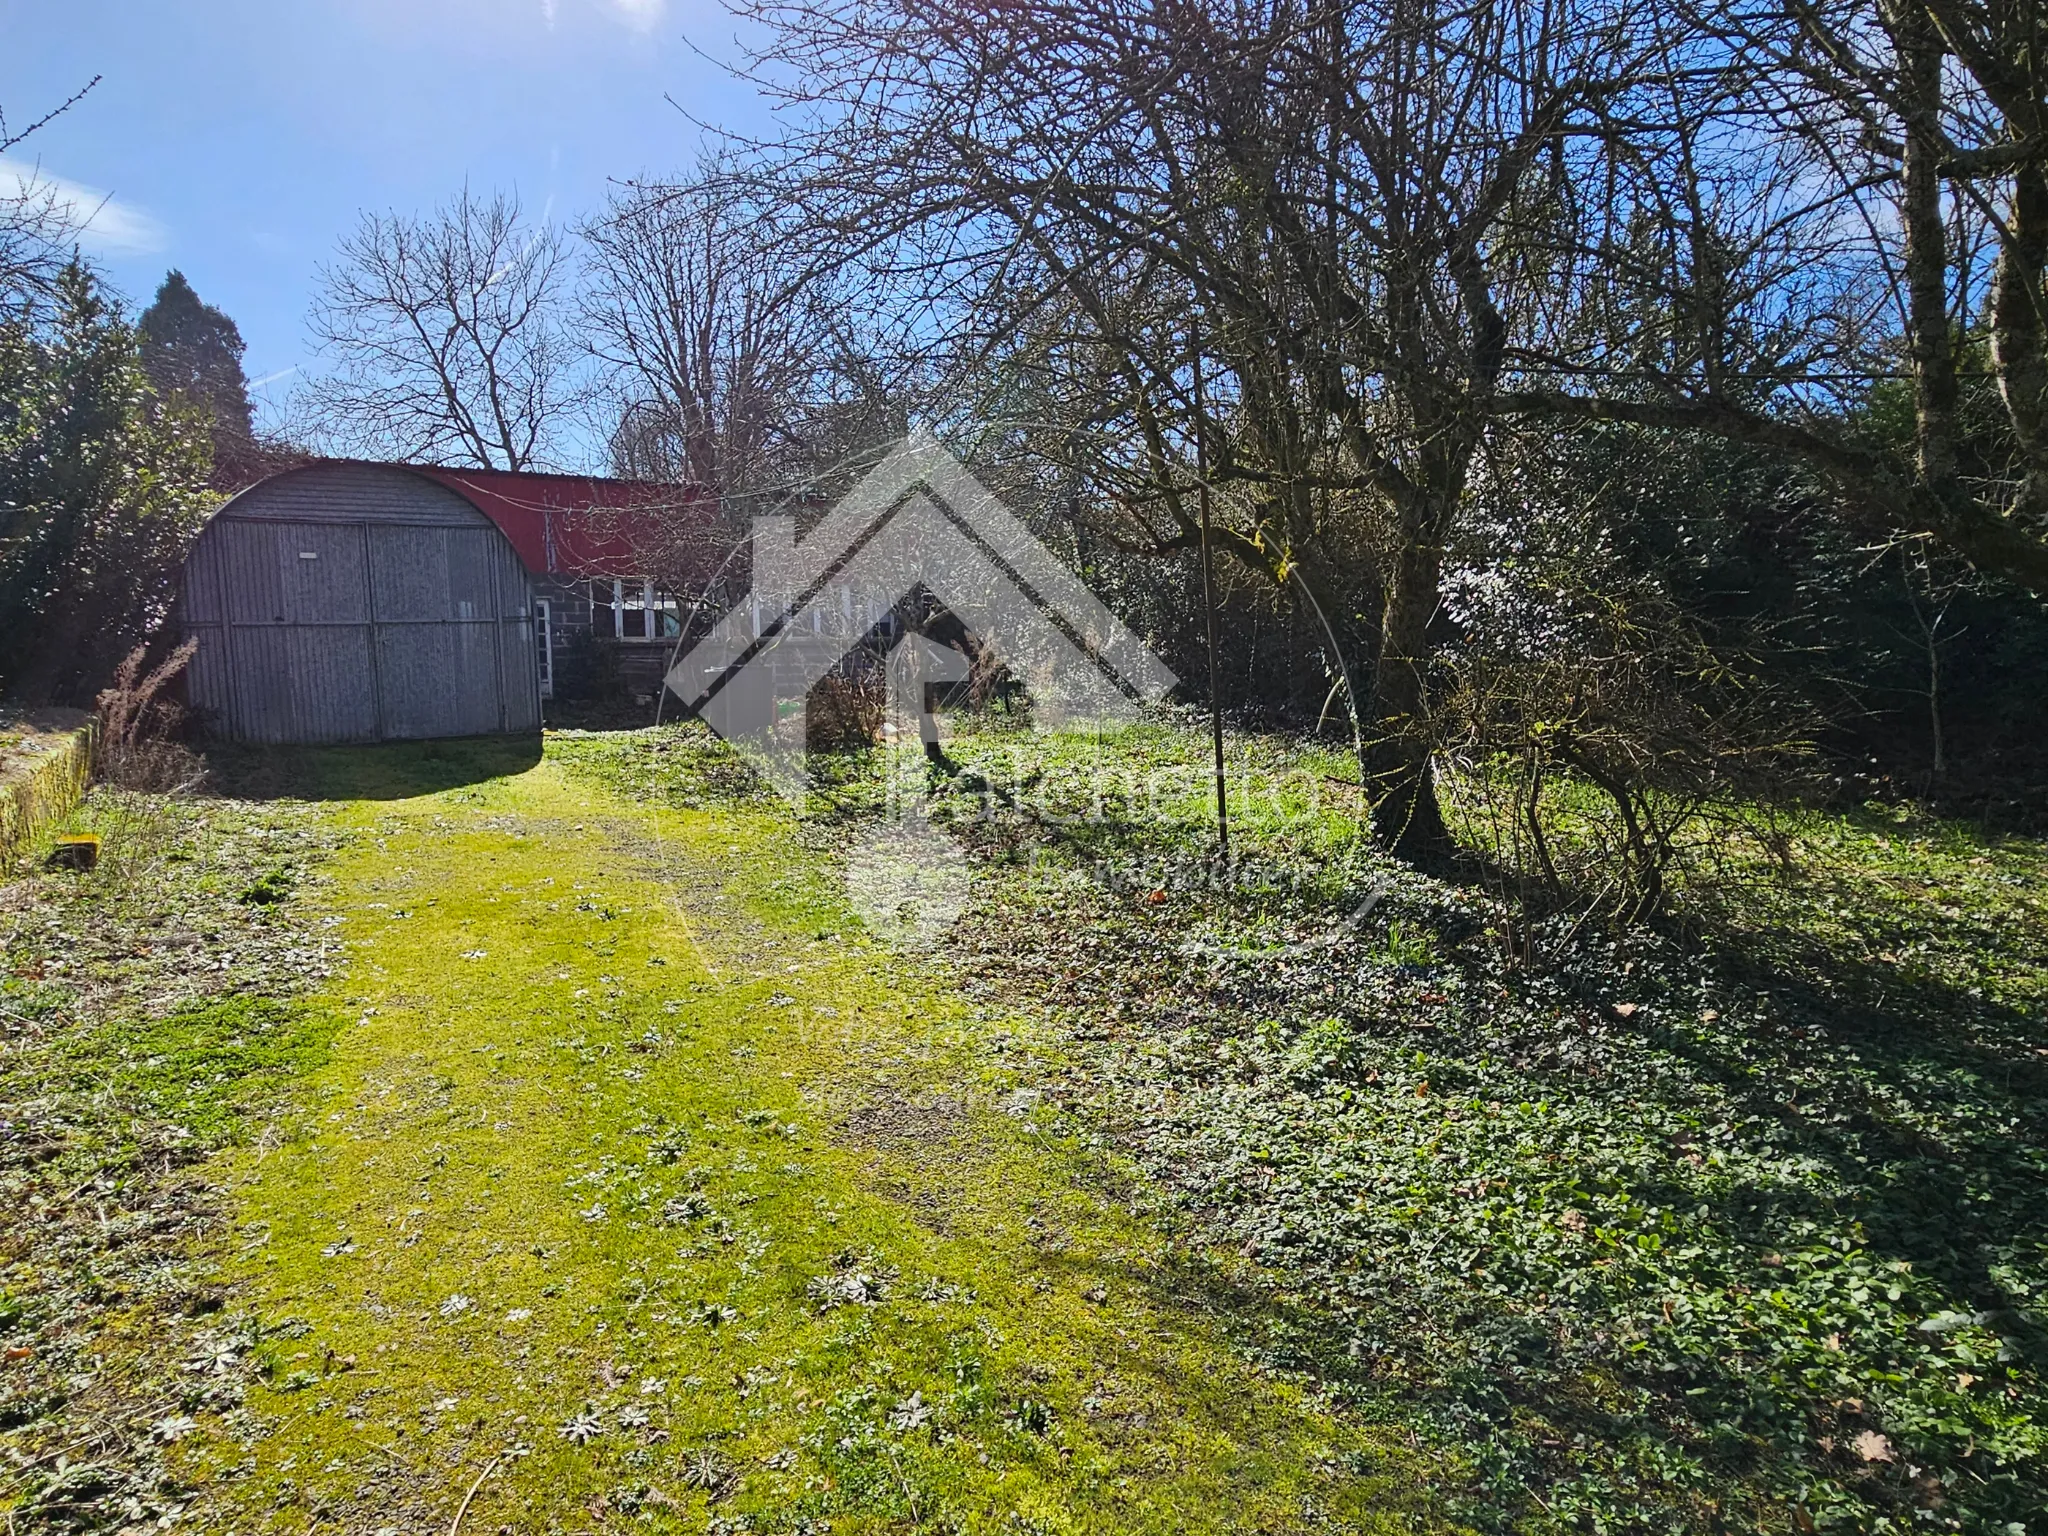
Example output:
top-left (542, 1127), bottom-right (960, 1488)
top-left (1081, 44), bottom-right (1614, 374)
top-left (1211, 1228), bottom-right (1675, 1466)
top-left (138, 269), bottom-right (256, 478)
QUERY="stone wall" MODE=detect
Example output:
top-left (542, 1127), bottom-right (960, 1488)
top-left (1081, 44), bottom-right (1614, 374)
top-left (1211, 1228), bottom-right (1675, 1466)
top-left (0, 711), bottom-right (96, 868)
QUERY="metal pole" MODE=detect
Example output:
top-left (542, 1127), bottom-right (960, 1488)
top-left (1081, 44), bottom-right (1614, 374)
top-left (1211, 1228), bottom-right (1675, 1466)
top-left (1191, 322), bottom-right (1230, 862)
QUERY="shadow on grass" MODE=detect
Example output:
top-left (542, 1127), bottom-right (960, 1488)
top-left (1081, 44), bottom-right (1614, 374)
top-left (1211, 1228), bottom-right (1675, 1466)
top-left (204, 732), bottom-right (543, 801)
top-left (1699, 931), bottom-right (2048, 1302)
top-left (942, 794), bottom-right (2048, 1526)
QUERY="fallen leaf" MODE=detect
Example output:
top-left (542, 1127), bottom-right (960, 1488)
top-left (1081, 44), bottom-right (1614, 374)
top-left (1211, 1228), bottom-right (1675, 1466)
top-left (1851, 1430), bottom-right (1893, 1464)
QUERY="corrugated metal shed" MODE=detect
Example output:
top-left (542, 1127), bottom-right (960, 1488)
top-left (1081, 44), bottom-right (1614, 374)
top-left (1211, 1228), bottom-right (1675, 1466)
top-left (183, 462), bottom-right (542, 744)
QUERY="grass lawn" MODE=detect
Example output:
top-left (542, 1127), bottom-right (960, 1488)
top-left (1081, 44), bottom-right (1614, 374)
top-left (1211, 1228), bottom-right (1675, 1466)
top-left (5, 719), bottom-right (2045, 1535)
top-left (0, 735), bottom-right (1442, 1534)
top-left (921, 718), bottom-right (2048, 1534)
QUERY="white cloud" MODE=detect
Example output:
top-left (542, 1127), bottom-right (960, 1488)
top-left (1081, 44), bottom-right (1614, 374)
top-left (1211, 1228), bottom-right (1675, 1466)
top-left (0, 157), bottom-right (168, 256)
top-left (608, 0), bottom-right (666, 30)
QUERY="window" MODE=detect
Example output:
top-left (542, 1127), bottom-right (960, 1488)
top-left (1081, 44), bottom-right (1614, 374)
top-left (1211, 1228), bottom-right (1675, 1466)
top-left (588, 579), bottom-right (618, 638)
top-left (587, 577), bottom-right (684, 641)
top-left (536, 600), bottom-right (553, 698)
top-left (651, 583), bottom-right (682, 639)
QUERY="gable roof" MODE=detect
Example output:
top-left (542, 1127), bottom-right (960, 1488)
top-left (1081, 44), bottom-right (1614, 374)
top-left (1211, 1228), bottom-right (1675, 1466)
top-left (412, 466), bottom-right (711, 579)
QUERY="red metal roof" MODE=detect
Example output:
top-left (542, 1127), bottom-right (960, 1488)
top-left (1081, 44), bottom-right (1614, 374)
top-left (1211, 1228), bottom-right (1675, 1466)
top-left (414, 466), bottom-right (712, 579)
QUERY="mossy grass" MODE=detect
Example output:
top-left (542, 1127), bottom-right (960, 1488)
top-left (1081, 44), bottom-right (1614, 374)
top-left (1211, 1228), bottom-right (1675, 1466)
top-left (29, 713), bottom-right (2041, 1532)
top-left (904, 714), bottom-right (2048, 1531)
top-left (170, 738), bottom-right (1449, 1533)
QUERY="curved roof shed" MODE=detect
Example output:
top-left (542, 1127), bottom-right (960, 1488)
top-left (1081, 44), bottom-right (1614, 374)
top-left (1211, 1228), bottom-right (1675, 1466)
top-left (183, 462), bottom-right (542, 744)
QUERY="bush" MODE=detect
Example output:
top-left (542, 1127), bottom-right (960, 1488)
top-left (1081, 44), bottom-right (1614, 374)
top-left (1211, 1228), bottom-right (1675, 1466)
top-left (554, 627), bottom-right (625, 705)
top-left (807, 670), bottom-right (884, 752)
top-left (94, 640), bottom-right (206, 793)
top-left (0, 264), bottom-right (215, 705)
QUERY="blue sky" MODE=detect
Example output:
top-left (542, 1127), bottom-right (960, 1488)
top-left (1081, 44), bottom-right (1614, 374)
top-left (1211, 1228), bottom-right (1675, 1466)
top-left (1, 0), bottom-right (774, 441)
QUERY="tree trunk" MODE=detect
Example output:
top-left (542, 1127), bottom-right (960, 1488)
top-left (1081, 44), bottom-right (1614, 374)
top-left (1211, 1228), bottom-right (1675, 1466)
top-left (1894, 4), bottom-right (1960, 490)
top-left (1368, 534), bottom-right (1450, 859)
top-left (1993, 162), bottom-right (2048, 517)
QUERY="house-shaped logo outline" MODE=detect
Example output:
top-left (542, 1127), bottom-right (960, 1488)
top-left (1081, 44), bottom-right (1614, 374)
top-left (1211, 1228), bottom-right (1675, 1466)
top-left (666, 433), bottom-right (1178, 799)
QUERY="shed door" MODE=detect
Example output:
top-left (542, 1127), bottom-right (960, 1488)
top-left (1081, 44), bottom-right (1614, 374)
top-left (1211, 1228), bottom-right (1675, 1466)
top-left (369, 525), bottom-right (511, 739)
top-left (207, 521), bottom-right (379, 744)
top-left (186, 503), bottom-right (537, 744)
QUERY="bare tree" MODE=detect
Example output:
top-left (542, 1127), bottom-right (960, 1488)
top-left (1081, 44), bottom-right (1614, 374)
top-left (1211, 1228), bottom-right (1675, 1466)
top-left (0, 79), bottom-right (101, 304)
top-left (581, 162), bottom-right (836, 506)
top-left (0, 78), bottom-right (100, 157)
top-left (298, 189), bottom-right (584, 470)
top-left (736, 0), bottom-right (1682, 857)
top-left (0, 175), bottom-right (73, 305)
top-left (1496, 0), bottom-right (2048, 597)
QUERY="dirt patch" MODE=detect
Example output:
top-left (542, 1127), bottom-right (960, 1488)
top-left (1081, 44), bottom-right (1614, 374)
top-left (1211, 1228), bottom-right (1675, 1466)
top-left (835, 1088), bottom-right (970, 1155)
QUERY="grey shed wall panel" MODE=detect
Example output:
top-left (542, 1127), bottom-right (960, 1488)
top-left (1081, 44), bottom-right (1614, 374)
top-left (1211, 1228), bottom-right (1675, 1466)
top-left (376, 625), bottom-right (502, 739)
top-left (498, 615), bottom-right (541, 733)
top-left (283, 627), bottom-right (378, 742)
top-left (279, 523), bottom-right (371, 625)
top-left (184, 534), bottom-right (229, 624)
top-left (181, 462), bottom-right (540, 744)
top-left (217, 626), bottom-right (298, 743)
top-left (218, 625), bottom-right (378, 745)
top-left (216, 520), bottom-right (285, 626)
top-left (184, 621), bottom-right (232, 716)
top-left (369, 526), bottom-right (496, 622)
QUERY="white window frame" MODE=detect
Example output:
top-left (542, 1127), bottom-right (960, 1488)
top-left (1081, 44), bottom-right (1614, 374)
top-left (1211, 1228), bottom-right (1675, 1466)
top-left (590, 576), bottom-right (682, 642)
top-left (535, 599), bottom-right (554, 698)
top-left (620, 577), bottom-right (648, 638)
